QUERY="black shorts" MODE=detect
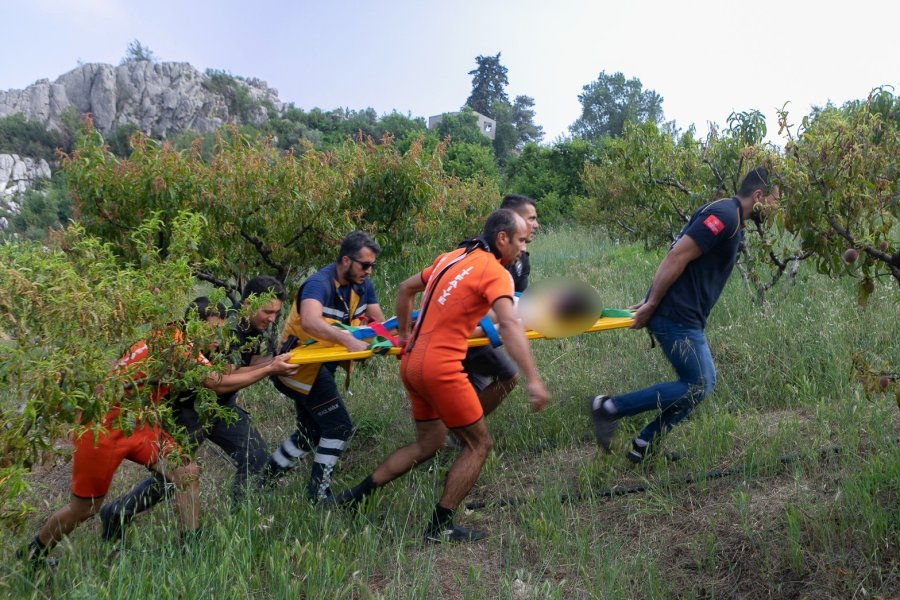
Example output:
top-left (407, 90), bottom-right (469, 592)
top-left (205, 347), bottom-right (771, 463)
top-left (462, 345), bottom-right (518, 392)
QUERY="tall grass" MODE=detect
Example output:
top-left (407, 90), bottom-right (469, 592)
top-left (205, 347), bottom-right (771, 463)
top-left (2, 227), bottom-right (897, 598)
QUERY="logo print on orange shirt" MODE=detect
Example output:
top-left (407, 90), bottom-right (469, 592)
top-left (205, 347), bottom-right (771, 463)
top-left (438, 267), bottom-right (474, 305)
top-left (703, 214), bottom-right (725, 235)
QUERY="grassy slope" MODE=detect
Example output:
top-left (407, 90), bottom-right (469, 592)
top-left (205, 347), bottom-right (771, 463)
top-left (2, 228), bottom-right (897, 599)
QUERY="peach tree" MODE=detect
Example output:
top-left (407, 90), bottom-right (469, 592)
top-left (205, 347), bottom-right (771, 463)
top-left (64, 121), bottom-right (498, 300)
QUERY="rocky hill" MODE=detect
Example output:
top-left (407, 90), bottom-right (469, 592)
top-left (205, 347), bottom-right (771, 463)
top-left (0, 61), bottom-right (285, 137)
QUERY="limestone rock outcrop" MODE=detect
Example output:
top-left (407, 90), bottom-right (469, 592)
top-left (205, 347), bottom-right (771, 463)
top-left (0, 61), bottom-right (284, 137)
top-left (0, 153), bottom-right (52, 227)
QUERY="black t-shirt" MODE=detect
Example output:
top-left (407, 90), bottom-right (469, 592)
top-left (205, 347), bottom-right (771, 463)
top-left (508, 252), bottom-right (530, 293)
top-left (655, 196), bottom-right (744, 329)
top-left (228, 311), bottom-right (271, 368)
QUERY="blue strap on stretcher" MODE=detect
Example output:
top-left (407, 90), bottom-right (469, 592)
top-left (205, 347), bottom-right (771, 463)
top-left (479, 316), bottom-right (502, 348)
top-left (477, 292), bottom-right (519, 348)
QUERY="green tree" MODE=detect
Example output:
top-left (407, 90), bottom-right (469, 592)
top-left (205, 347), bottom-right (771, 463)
top-left (503, 138), bottom-right (597, 225)
top-left (777, 87), bottom-right (899, 404)
top-left (120, 39), bottom-right (157, 64)
top-left (779, 87), bottom-right (899, 289)
top-left (444, 141), bottom-right (499, 180)
top-left (105, 123), bottom-right (141, 158)
top-left (0, 114), bottom-right (69, 162)
top-left (379, 111), bottom-right (427, 142)
top-left (63, 119), bottom-right (498, 299)
top-left (434, 108), bottom-right (491, 147)
top-left (570, 71), bottom-right (664, 141)
top-left (1, 175), bottom-right (73, 241)
top-left (512, 95), bottom-right (544, 147)
top-left (466, 53), bottom-right (510, 119)
top-left (490, 101), bottom-right (518, 166)
top-left (0, 213), bottom-right (227, 521)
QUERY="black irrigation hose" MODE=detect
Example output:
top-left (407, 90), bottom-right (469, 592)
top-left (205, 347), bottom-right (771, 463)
top-left (464, 438), bottom-right (899, 511)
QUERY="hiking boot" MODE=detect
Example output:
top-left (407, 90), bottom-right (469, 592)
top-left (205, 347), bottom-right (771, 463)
top-left (99, 474), bottom-right (167, 541)
top-left (589, 395), bottom-right (619, 452)
top-left (424, 523), bottom-right (487, 543)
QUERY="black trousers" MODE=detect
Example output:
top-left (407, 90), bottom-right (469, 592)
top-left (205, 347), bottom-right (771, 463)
top-left (173, 397), bottom-right (270, 495)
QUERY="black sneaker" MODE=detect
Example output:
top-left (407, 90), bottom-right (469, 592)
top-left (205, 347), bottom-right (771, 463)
top-left (626, 441), bottom-right (683, 464)
top-left (424, 523), bottom-right (487, 543)
top-left (626, 443), bottom-right (647, 464)
top-left (589, 395), bottom-right (619, 452)
top-left (17, 539), bottom-right (58, 574)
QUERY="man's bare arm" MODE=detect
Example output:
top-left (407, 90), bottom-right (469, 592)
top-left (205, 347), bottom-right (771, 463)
top-left (300, 298), bottom-right (368, 352)
top-left (204, 352), bottom-right (298, 394)
top-left (395, 274), bottom-right (426, 345)
top-left (494, 297), bottom-right (549, 412)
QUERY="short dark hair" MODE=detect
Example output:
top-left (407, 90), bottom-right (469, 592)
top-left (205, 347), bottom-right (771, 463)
top-left (186, 296), bottom-right (229, 321)
top-left (481, 209), bottom-right (521, 250)
top-left (337, 231), bottom-right (381, 262)
top-left (738, 167), bottom-right (770, 197)
top-left (500, 194), bottom-right (536, 213)
top-left (241, 275), bottom-right (286, 302)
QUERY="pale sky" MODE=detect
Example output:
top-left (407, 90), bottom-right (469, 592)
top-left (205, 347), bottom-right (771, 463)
top-left (2, 0), bottom-right (898, 143)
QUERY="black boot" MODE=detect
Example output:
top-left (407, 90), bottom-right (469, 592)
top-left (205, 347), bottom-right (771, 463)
top-left (99, 472), bottom-right (168, 540)
top-left (18, 536), bottom-right (57, 573)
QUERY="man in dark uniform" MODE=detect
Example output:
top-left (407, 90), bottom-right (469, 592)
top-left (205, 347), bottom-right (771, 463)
top-left (461, 194), bottom-right (540, 417)
top-left (590, 167), bottom-right (780, 462)
top-left (99, 277), bottom-right (289, 539)
top-left (263, 232), bottom-right (385, 503)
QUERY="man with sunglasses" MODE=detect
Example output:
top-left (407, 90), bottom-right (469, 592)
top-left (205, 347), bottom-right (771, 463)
top-left (264, 231), bottom-right (385, 503)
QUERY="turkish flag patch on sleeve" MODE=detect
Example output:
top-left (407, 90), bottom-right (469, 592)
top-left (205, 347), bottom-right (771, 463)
top-left (703, 214), bottom-right (725, 235)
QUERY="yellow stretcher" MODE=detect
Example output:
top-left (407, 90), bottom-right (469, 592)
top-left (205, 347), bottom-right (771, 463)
top-left (286, 315), bottom-right (634, 366)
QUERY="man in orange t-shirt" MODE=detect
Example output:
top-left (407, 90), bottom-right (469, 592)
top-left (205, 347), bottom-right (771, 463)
top-left (333, 209), bottom-right (549, 542)
top-left (22, 314), bottom-right (298, 567)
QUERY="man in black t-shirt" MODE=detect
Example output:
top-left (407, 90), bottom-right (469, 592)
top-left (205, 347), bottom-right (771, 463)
top-left (461, 194), bottom-right (540, 419)
top-left (99, 277), bottom-right (289, 539)
top-left (590, 168), bottom-right (780, 462)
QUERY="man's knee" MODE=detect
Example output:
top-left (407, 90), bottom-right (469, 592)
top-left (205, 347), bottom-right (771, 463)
top-left (455, 424), bottom-right (493, 458)
top-left (698, 365), bottom-right (716, 399)
top-left (318, 408), bottom-right (353, 441)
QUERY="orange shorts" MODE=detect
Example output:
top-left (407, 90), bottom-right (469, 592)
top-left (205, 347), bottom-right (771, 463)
top-left (400, 351), bottom-right (483, 429)
top-left (70, 422), bottom-right (175, 499)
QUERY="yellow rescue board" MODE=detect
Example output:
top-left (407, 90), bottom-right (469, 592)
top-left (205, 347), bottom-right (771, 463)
top-left (287, 315), bottom-right (634, 365)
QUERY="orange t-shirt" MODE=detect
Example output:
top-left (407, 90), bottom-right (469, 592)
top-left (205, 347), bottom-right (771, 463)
top-left (407, 247), bottom-right (514, 365)
top-left (103, 329), bottom-right (210, 423)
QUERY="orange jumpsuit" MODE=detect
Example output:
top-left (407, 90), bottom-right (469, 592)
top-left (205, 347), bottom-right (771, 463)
top-left (401, 247), bottom-right (514, 429)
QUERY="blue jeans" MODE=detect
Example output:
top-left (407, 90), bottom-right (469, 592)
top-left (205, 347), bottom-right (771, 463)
top-left (611, 314), bottom-right (716, 444)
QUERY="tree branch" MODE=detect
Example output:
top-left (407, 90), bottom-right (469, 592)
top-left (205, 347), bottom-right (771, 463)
top-left (652, 177), bottom-right (690, 195)
top-left (195, 270), bottom-right (240, 303)
top-left (240, 229), bottom-right (287, 281)
top-left (702, 158), bottom-right (726, 195)
top-left (614, 219), bottom-right (637, 235)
